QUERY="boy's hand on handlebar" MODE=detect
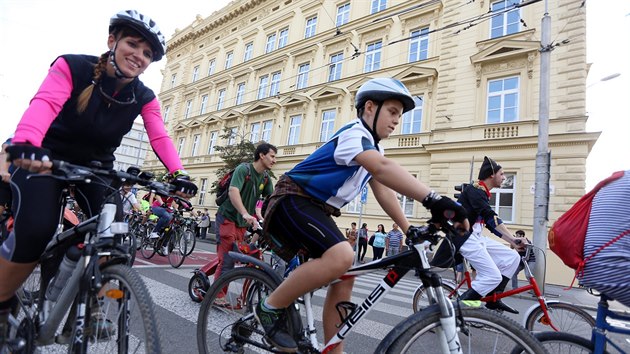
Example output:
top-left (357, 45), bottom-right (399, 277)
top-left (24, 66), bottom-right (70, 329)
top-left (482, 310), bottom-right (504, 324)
top-left (5, 144), bottom-right (53, 174)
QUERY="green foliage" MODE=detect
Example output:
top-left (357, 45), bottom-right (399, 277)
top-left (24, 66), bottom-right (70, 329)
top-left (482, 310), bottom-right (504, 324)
top-left (210, 128), bottom-right (257, 194)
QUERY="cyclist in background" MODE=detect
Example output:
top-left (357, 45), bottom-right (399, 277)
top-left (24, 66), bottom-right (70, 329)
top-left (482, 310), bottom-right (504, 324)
top-left (258, 78), bottom-right (468, 353)
top-left (0, 10), bottom-right (197, 347)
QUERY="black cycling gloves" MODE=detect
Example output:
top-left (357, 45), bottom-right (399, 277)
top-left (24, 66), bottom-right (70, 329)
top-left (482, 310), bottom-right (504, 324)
top-left (5, 143), bottom-right (51, 163)
top-left (171, 175), bottom-right (198, 196)
top-left (421, 191), bottom-right (467, 225)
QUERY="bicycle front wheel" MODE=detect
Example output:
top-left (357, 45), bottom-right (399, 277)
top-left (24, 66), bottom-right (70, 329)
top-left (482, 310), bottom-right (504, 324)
top-left (525, 301), bottom-right (595, 338)
top-left (533, 331), bottom-right (595, 354)
top-left (168, 230), bottom-right (187, 268)
top-left (412, 281), bottom-right (459, 313)
top-left (377, 305), bottom-right (547, 354)
top-left (72, 264), bottom-right (162, 353)
top-left (183, 228), bottom-right (196, 256)
top-left (197, 267), bottom-right (302, 354)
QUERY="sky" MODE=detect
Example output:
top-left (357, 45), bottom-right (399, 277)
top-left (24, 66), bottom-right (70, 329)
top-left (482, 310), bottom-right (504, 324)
top-left (0, 0), bottom-right (628, 190)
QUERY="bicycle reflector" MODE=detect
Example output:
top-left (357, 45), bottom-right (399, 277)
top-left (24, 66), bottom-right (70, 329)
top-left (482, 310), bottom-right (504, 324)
top-left (105, 289), bottom-right (125, 300)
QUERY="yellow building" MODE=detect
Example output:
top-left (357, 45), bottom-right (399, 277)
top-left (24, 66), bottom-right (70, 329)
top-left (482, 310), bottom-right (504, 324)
top-left (143, 0), bottom-right (598, 285)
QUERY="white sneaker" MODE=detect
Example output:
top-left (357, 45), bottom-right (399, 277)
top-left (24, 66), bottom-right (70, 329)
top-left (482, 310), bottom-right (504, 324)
top-left (149, 232), bottom-right (159, 239)
top-left (162, 246), bottom-right (169, 255)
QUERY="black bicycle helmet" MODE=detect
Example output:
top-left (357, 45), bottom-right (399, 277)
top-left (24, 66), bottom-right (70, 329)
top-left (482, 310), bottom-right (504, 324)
top-left (109, 10), bottom-right (166, 62)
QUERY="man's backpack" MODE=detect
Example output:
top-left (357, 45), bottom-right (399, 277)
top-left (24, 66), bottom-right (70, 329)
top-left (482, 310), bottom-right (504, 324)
top-left (215, 163), bottom-right (269, 206)
top-left (548, 171), bottom-right (626, 284)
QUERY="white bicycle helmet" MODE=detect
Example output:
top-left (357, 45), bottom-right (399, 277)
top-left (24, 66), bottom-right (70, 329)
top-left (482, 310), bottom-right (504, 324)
top-left (109, 10), bottom-right (166, 62)
top-left (355, 78), bottom-right (415, 113)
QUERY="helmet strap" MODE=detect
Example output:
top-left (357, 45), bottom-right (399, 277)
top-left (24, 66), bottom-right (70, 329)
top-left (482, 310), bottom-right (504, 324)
top-left (108, 43), bottom-right (134, 79)
top-left (359, 101), bottom-right (382, 146)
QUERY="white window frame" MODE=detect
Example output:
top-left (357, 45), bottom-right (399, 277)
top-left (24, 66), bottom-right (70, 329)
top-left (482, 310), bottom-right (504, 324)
top-left (162, 105), bottom-right (170, 123)
top-left (336, 3), bottom-right (351, 27)
top-left (364, 41), bottom-right (382, 73)
top-left (258, 75), bottom-right (269, 99)
top-left (287, 115), bottom-right (302, 145)
top-left (296, 63), bottom-right (310, 89)
top-left (225, 51), bottom-right (234, 69)
top-left (236, 82), bottom-right (246, 105)
top-left (208, 59), bottom-right (216, 76)
top-left (401, 96), bottom-right (423, 134)
top-left (261, 120), bottom-right (272, 142)
top-left (409, 28), bottom-right (429, 62)
top-left (371, 0), bottom-right (386, 14)
top-left (489, 173), bottom-right (516, 222)
top-left (200, 94), bottom-right (208, 114)
top-left (328, 52), bottom-right (343, 82)
top-left (278, 28), bottom-right (289, 48)
top-left (177, 137), bottom-right (185, 155)
top-left (304, 16), bottom-right (318, 38)
top-left (346, 194), bottom-right (361, 213)
top-left (486, 76), bottom-right (520, 123)
top-left (170, 74), bottom-right (177, 88)
top-left (269, 71), bottom-right (281, 96)
top-left (397, 174), bottom-right (416, 216)
top-left (184, 99), bottom-right (193, 118)
top-left (216, 89), bottom-right (226, 110)
top-left (192, 65), bottom-right (199, 82)
top-left (490, 0), bottom-right (520, 39)
top-left (208, 131), bottom-right (218, 154)
top-left (244, 42), bottom-right (254, 61)
top-left (198, 178), bottom-right (208, 205)
top-left (265, 33), bottom-right (277, 53)
top-left (319, 109), bottom-right (336, 142)
top-left (228, 127), bottom-right (238, 145)
top-left (250, 122), bottom-right (261, 142)
top-left (191, 134), bottom-right (200, 156)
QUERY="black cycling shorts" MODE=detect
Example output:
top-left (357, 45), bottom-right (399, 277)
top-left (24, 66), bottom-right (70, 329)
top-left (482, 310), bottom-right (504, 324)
top-left (266, 195), bottom-right (346, 261)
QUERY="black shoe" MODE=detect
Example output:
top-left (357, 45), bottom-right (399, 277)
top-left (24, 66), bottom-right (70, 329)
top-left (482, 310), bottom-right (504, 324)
top-left (254, 302), bottom-right (297, 353)
top-left (485, 299), bottom-right (519, 314)
top-left (459, 288), bottom-right (482, 301)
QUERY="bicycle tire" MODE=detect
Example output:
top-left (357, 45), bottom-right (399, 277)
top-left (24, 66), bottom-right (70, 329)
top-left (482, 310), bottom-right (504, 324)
top-left (140, 235), bottom-right (156, 259)
top-left (376, 305), bottom-right (547, 354)
top-left (197, 267), bottom-right (302, 354)
top-left (168, 230), bottom-right (186, 268)
top-left (525, 301), bottom-right (595, 339)
top-left (120, 232), bottom-right (137, 266)
top-left (183, 228), bottom-right (196, 256)
top-left (189, 272), bottom-right (211, 303)
top-left (412, 281), bottom-right (459, 313)
top-left (530, 331), bottom-right (597, 354)
top-left (57, 265), bottom-right (162, 353)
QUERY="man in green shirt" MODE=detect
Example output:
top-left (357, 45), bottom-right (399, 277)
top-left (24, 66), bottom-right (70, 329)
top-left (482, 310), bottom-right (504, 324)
top-left (214, 143), bottom-right (277, 290)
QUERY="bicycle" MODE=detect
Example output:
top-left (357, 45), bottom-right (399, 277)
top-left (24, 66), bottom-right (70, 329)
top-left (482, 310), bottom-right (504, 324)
top-left (412, 243), bottom-right (595, 337)
top-left (196, 223), bottom-right (547, 354)
top-left (138, 204), bottom-right (192, 268)
top-left (4, 161), bottom-right (175, 353)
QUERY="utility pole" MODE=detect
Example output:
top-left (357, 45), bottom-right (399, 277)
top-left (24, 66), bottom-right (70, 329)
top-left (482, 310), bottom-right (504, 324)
top-left (532, 2), bottom-right (551, 294)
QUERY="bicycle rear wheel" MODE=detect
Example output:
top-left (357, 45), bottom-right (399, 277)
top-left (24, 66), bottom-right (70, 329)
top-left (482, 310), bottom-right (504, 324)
top-left (197, 267), bottom-right (302, 354)
top-left (532, 331), bottom-right (595, 354)
top-left (376, 305), bottom-right (546, 354)
top-left (525, 301), bottom-right (595, 338)
top-left (168, 230), bottom-right (187, 268)
top-left (412, 281), bottom-right (459, 313)
top-left (183, 228), bottom-right (196, 256)
top-left (140, 234), bottom-right (156, 259)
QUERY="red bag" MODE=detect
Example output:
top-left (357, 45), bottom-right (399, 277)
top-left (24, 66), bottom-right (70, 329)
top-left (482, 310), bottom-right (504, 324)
top-left (548, 171), bottom-right (624, 274)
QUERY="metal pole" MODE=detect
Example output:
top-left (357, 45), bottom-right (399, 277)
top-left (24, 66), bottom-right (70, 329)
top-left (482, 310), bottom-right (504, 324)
top-left (532, 5), bottom-right (551, 294)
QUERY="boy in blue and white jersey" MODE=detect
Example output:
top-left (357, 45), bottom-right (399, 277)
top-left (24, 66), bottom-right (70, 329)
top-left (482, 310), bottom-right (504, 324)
top-left (256, 78), bottom-right (469, 353)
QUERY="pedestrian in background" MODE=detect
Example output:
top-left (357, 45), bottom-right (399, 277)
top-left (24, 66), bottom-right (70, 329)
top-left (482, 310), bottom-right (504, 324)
top-left (371, 224), bottom-right (387, 260)
top-left (510, 229), bottom-right (535, 289)
top-left (345, 222), bottom-right (357, 248)
top-left (386, 223), bottom-right (404, 256)
top-left (199, 208), bottom-right (210, 240)
top-left (357, 223), bottom-right (369, 263)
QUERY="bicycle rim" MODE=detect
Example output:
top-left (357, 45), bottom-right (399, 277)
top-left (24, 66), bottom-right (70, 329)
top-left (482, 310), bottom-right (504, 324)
top-left (197, 267), bottom-right (297, 354)
top-left (140, 235), bottom-right (156, 259)
top-left (168, 231), bottom-right (186, 268)
top-left (376, 306), bottom-right (547, 354)
top-left (183, 229), bottom-right (196, 256)
top-left (412, 282), bottom-right (458, 313)
top-left (525, 302), bottom-right (595, 339)
top-left (532, 332), bottom-right (594, 354)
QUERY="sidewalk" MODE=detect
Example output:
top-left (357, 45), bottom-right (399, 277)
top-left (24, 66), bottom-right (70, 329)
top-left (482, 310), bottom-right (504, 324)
top-left (196, 233), bottom-right (629, 315)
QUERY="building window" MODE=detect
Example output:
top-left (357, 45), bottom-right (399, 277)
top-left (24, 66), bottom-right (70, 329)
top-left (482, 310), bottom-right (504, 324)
top-left (225, 51), bottom-right (234, 69)
top-left (228, 127), bottom-right (238, 145)
top-left (364, 41), bottom-right (382, 73)
top-left (409, 28), bottom-right (429, 62)
top-left (177, 137), bottom-right (185, 155)
top-left (265, 33), bottom-right (277, 53)
top-left (278, 28), bottom-right (289, 48)
top-left (192, 65), bottom-right (199, 82)
top-left (296, 63), bottom-right (310, 89)
top-left (258, 75), bottom-right (269, 99)
top-left (490, 0), bottom-right (520, 38)
top-left (261, 120), bottom-right (273, 142)
top-left (489, 173), bottom-right (515, 222)
top-left (162, 105), bottom-right (170, 123)
top-left (208, 131), bottom-right (218, 154)
top-left (200, 95), bottom-right (208, 114)
top-left (346, 194), bottom-right (361, 213)
top-left (170, 74), bottom-right (177, 88)
top-left (216, 89), bottom-right (226, 110)
top-left (250, 122), bottom-right (261, 142)
top-left (320, 109), bottom-right (336, 142)
top-left (336, 3), bottom-right (351, 27)
top-left (288, 115), bottom-right (302, 145)
top-left (371, 0), bottom-right (386, 14)
top-left (191, 134), bottom-right (200, 156)
top-left (328, 52), bottom-right (343, 82)
top-left (244, 42), bottom-right (254, 61)
top-left (487, 76), bottom-right (519, 123)
top-left (401, 96), bottom-right (423, 134)
top-left (397, 193), bottom-right (415, 216)
top-left (304, 16), bottom-right (318, 38)
top-left (269, 71), bottom-right (281, 96)
top-left (208, 59), bottom-right (216, 76)
top-left (184, 99), bottom-right (193, 118)
top-left (236, 82), bottom-right (246, 105)
top-left (198, 178), bottom-right (208, 205)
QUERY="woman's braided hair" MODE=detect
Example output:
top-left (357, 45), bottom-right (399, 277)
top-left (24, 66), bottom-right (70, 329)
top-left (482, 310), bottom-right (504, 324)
top-left (76, 51), bottom-right (109, 114)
